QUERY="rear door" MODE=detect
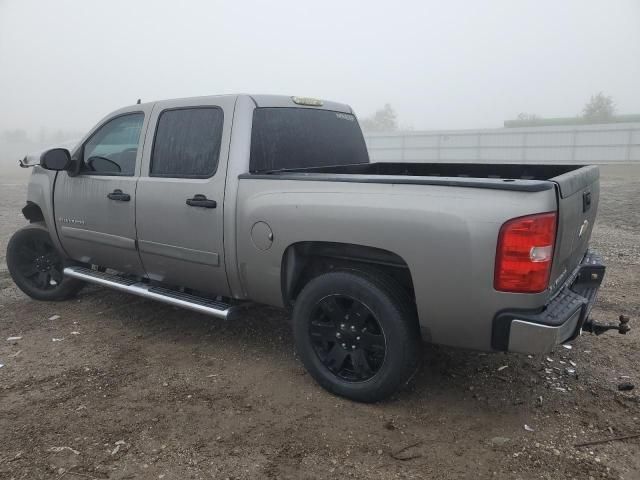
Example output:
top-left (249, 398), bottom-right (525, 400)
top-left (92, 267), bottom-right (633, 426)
top-left (135, 97), bottom-right (235, 296)
top-left (54, 106), bottom-right (152, 275)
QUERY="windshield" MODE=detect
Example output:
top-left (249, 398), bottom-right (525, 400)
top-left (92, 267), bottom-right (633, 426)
top-left (249, 107), bottom-right (369, 173)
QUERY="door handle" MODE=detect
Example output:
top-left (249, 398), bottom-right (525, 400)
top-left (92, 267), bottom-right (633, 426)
top-left (107, 189), bottom-right (131, 201)
top-left (186, 194), bottom-right (217, 208)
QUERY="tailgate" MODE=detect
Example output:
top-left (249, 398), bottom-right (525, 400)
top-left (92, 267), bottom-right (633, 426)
top-left (548, 165), bottom-right (600, 293)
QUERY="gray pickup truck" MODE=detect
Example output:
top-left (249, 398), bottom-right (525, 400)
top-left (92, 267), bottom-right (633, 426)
top-left (8, 94), bottom-right (618, 402)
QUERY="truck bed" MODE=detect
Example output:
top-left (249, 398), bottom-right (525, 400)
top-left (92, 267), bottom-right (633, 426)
top-left (241, 162), bottom-right (600, 310)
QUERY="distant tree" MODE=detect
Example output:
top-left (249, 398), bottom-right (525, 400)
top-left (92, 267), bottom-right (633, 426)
top-left (360, 104), bottom-right (398, 132)
top-left (51, 129), bottom-right (70, 143)
top-left (38, 126), bottom-right (47, 144)
top-left (517, 112), bottom-right (540, 121)
top-left (582, 92), bottom-right (615, 122)
top-left (1, 129), bottom-right (29, 143)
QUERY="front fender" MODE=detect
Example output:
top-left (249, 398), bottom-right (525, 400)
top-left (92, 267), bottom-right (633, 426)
top-left (24, 168), bottom-right (66, 256)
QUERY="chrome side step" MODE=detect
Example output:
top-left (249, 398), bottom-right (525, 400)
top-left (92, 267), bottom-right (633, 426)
top-left (63, 266), bottom-right (236, 320)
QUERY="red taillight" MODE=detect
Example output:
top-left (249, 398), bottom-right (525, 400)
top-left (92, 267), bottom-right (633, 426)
top-left (494, 212), bottom-right (557, 293)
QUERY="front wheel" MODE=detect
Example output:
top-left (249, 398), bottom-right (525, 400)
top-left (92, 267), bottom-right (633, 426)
top-left (6, 224), bottom-right (85, 301)
top-left (293, 270), bottom-right (420, 402)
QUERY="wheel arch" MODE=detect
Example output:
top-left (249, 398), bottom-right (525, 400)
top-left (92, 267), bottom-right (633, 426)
top-left (22, 201), bottom-right (45, 223)
top-left (280, 241), bottom-right (416, 308)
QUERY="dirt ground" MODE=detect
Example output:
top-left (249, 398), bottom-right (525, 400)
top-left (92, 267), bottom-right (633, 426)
top-left (1, 165), bottom-right (639, 480)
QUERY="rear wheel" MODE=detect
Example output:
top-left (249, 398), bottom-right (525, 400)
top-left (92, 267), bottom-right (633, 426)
top-left (6, 224), bottom-right (85, 301)
top-left (293, 270), bottom-right (420, 402)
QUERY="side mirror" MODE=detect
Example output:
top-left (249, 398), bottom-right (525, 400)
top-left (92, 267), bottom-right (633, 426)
top-left (40, 148), bottom-right (72, 171)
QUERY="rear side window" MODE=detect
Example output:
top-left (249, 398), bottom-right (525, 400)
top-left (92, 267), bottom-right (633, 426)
top-left (250, 108), bottom-right (369, 173)
top-left (151, 107), bottom-right (224, 178)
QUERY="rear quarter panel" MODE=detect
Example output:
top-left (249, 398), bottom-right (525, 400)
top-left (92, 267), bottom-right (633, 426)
top-left (235, 178), bottom-right (558, 351)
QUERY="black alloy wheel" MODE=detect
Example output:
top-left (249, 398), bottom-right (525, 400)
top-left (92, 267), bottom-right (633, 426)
top-left (7, 224), bottom-right (85, 301)
top-left (309, 295), bottom-right (386, 382)
top-left (293, 270), bottom-right (420, 402)
top-left (14, 233), bottom-right (64, 290)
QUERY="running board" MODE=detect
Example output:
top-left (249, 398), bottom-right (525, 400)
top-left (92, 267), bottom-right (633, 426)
top-left (63, 266), bottom-right (236, 320)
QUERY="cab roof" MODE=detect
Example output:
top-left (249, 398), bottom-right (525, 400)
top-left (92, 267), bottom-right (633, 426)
top-left (133, 94), bottom-right (353, 114)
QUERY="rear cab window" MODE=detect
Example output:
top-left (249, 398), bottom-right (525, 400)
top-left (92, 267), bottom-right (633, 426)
top-left (151, 107), bottom-right (224, 178)
top-left (250, 108), bottom-right (369, 173)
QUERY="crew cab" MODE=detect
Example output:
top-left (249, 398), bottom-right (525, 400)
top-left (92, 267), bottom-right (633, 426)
top-left (8, 94), bottom-right (612, 402)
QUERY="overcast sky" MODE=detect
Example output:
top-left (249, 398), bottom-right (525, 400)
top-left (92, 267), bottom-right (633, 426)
top-left (1, 0), bottom-right (639, 135)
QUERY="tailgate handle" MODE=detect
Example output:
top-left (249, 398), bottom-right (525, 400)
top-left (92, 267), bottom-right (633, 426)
top-left (583, 191), bottom-right (592, 212)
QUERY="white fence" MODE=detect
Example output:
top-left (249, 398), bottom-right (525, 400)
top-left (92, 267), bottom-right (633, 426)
top-left (364, 122), bottom-right (640, 164)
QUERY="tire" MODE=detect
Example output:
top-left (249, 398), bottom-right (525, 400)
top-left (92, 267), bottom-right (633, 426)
top-left (6, 223), bottom-right (85, 301)
top-left (293, 270), bottom-right (420, 402)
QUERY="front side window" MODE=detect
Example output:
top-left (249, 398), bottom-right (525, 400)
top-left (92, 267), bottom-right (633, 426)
top-left (82, 113), bottom-right (144, 176)
top-left (150, 107), bottom-right (224, 178)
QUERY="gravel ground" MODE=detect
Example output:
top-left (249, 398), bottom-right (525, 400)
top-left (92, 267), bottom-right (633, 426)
top-left (0, 164), bottom-right (639, 480)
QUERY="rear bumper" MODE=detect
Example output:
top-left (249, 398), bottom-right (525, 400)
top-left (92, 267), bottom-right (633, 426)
top-left (492, 250), bottom-right (605, 354)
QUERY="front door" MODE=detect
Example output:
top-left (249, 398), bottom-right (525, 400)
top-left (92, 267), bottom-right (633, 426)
top-left (135, 97), bottom-right (235, 296)
top-left (54, 106), bottom-right (152, 275)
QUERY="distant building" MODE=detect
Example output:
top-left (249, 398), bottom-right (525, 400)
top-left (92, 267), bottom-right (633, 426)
top-left (365, 121), bottom-right (640, 165)
top-left (504, 114), bottom-right (640, 128)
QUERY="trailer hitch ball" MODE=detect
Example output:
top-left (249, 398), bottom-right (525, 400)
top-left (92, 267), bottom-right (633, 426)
top-left (583, 314), bottom-right (631, 336)
top-left (619, 314), bottom-right (631, 334)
